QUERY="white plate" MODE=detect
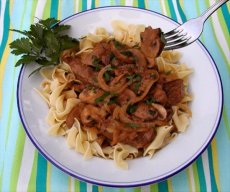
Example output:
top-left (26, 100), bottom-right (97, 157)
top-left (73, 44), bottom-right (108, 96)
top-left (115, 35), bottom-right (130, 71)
top-left (17, 7), bottom-right (223, 187)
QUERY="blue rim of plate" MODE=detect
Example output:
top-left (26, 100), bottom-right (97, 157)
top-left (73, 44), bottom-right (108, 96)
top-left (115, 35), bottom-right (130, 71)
top-left (16, 6), bottom-right (224, 188)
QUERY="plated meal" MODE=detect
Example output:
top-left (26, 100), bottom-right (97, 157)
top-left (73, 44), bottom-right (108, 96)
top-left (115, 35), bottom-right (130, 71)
top-left (15, 7), bottom-right (222, 187)
top-left (32, 21), bottom-right (192, 169)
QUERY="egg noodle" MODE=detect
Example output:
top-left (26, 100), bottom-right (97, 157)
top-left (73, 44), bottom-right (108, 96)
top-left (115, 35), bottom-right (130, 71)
top-left (36, 21), bottom-right (193, 169)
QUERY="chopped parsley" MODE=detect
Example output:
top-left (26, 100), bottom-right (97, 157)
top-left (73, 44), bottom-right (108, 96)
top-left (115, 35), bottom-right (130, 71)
top-left (95, 92), bottom-right (110, 104)
top-left (145, 98), bottom-right (156, 105)
top-left (126, 104), bottom-right (138, 114)
top-left (125, 123), bottom-right (139, 128)
top-left (92, 56), bottom-right (102, 71)
top-left (120, 50), bottom-right (133, 57)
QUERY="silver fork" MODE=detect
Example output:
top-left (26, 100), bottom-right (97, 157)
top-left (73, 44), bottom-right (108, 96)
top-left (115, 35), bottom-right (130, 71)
top-left (164, 0), bottom-right (229, 50)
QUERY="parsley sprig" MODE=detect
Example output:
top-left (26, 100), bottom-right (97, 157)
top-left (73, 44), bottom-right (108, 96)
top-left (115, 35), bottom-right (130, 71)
top-left (9, 18), bottom-right (79, 75)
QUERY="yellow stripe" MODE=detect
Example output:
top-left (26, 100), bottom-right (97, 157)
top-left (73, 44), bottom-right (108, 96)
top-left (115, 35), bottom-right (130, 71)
top-left (167, 178), bottom-right (173, 192)
top-left (186, 169), bottom-right (193, 192)
top-left (58, 0), bottom-right (61, 19)
top-left (211, 138), bottom-right (221, 192)
top-left (46, 162), bottom-right (51, 192)
top-left (96, 0), bottom-right (99, 7)
top-left (68, 177), bottom-right (71, 192)
top-left (98, 186), bottom-right (103, 192)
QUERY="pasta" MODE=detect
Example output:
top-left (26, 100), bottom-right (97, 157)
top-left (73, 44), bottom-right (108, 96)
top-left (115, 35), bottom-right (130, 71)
top-left (37, 21), bottom-right (192, 169)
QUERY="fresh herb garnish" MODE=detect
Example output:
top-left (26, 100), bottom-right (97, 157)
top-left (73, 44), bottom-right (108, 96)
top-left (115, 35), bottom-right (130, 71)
top-left (120, 50), bottom-right (133, 57)
top-left (126, 73), bottom-right (142, 82)
top-left (125, 123), bottom-right (139, 128)
top-left (9, 18), bottom-right (79, 74)
top-left (92, 56), bottom-right (102, 71)
top-left (145, 98), bottom-right (156, 105)
top-left (113, 40), bottom-right (123, 49)
top-left (149, 110), bottom-right (156, 116)
top-left (95, 92), bottom-right (110, 104)
top-left (109, 52), bottom-right (115, 62)
top-left (126, 104), bottom-right (138, 114)
top-left (108, 93), bottom-right (119, 105)
top-left (103, 72), bottom-right (111, 82)
top-left (133, 81), bottom-right (142, 94)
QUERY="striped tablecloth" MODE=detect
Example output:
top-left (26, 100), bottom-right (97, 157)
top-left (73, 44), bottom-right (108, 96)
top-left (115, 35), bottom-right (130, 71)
top-left (0, 0), bottom-right (229, 191)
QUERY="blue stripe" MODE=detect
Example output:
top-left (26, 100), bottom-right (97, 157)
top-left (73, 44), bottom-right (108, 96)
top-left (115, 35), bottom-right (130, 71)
top-left (147, 0), bottom-right (162, 14)
top-left (82, 0), bottom-right (87, 10)
top-left (50, 0), bottom-right (59, 18)
top-left (196, 156), bottom-right (207, 192)
top-left (36, 154), bottom-right (47, 192)
top-left (216, 120), bottom-right (230, 192)
top-left (60, 0), bottom-right (75, 19)
top-left (80, 181), bottom-right (87, 192)
top-left (50, 165), bottom-right (69, 192)
top-left (137, 0), bottom-right (145, 9)
top-left (171, 169), bottom-right (190, 192)
top-left (99, 0), bottom-right (111, 6)
top-left (176, 0), bottom-right (187, 22)
top-left (92, 185), bottom-right (99, 192)
top-left (221, 4), bottom-right (230, 33)
top-left (158, 180), bottom-right (168, 192)
top-left (0, 0), bottom-right (9, 63)
top-left (91, 0), bottom-right (96, 9)
top-left (167, 0), bottom-right (178, 21)
top-left (207, 145), bottom-right (218, 192)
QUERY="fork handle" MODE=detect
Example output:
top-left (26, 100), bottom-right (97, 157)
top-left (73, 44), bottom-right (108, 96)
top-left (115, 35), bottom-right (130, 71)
top-left (200, 0), bottom-right (229, 22)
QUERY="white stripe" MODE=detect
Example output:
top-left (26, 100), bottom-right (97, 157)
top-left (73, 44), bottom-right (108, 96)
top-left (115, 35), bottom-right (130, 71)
top-left (16, 137), bottom-right (35, 191)
top-left (87, 183), bottom-right (92, 192)
top-left (188, 165), bottom-right (196, 192)
top-left (125, 0), bottom-right (133, 6)
top-left (161, 1), bottom-right (167, 16)
top-left (34, 0), bottom-right (47, 22)
top-left (141, 185), bottom-right (150, 192)
top-left (172, 0), bottom-right (183, 23)
top-left (209, 0), bottom-right (230, 60)
top-left (71, 177), bottom-right (74, 192)
top-left (87, 0), bottom-right (92, 9)
top-left (75, 0), bottom-right (79, 12)
top-left (202, 151), bottom-right (212, 192)
top-left (0, 0), bottom-right (6, 45)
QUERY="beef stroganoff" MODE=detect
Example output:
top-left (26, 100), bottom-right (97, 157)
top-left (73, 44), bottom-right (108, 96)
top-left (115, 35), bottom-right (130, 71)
top-left (37, 21), bottom-right (193, 169)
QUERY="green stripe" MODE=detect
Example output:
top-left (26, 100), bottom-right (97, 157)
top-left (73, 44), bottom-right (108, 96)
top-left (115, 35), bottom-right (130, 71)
top-left (158, 180), bottom-right (168, 192)
top-left (74, 180), bottom-right (80, 192)
top-left (36, 154), bottom-right (47, 192)
top-left (196, 156), bottom-right (207, 192)
top-left (223, 107), bottom-right (230, 139)
top-left (9, 125), bottom-right (26, 191)
top-left (192, 163), bottom-right (200, 192)
top-left (133, 0), bottom-right (138, 7)
top-left (120, 0), bottom-right (125, 5)
top-left (91, 0), bottom-right (96, 9)
top-left (221, 4), bottom-right (230, 32)
top-left (167, 0), bottom-right (177, 21)
top-left (134, 186), bottom-right (141, 192)
top-left (137, 0), bottom-right (145, 9)
top-left (80, 181), bottom-right (87, 192)
top-left (0, 0), bottom-right (9, 64)
top-left (82, 0), bottom-right (87, 11)
top-left (163, 1), bottom-right (171, 18)
top-left (92, 185), bottom-right (99, 192)
top-left (205, 0), bottom-right (230, 70)
top-left (207, 146), bottom-right (218, 192)
top-left (42, 0), bottom-right (51, 19)
top-left (150, 183), bottom-right (158, 192)
top-left (27, 150), bottom-right (38, 192)
top-left (176, 0), bottom-right (187, 22)
top-left (50, 0), bottom-right (59, 18)
top-left (217, 10), bottom-right (230, 50)
top-left (30, 0), bottom-right (38, 23)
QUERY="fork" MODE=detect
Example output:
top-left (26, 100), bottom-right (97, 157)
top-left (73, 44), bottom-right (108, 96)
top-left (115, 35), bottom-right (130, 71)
top-left (164, 0), bottom-right (229, 50)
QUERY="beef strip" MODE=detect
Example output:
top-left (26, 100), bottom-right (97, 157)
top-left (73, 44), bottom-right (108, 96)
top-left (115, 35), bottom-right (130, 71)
top-left (163, 79), bottom-right (185, 105)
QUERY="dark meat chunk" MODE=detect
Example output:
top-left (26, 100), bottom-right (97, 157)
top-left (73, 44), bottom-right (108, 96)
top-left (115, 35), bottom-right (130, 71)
top-left (66, 103), bottom-right (86, 128)
top-left (133, 103), bottom-right (157, 121)
top-left (140, 27), bottom-right (165, 67)
top-left (163, 79), bottom-right (184, 105)
top-left (152, 84), bottom-right (168, 105)
top-left (66, 58), bottom-right (99, 87)
top-left (119, 128), bottom-right (156, 149)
